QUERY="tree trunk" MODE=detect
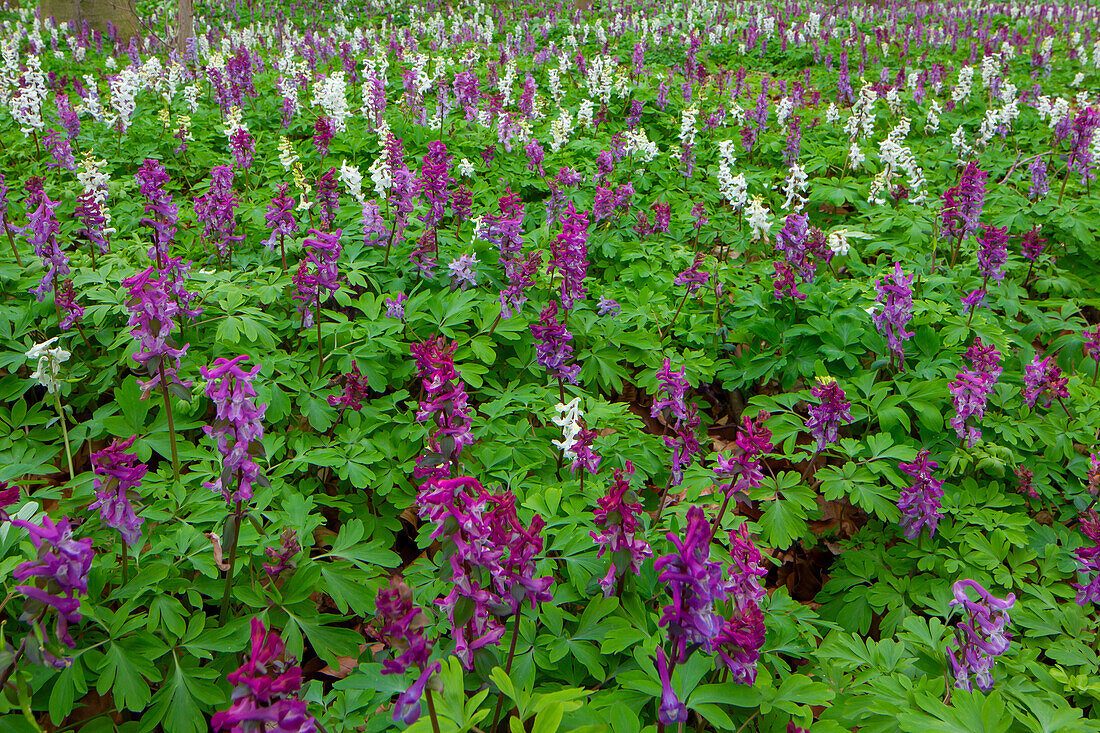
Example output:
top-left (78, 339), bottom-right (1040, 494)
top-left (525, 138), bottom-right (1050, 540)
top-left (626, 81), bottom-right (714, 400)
top-left (40, 0), bottom-right (139, 43)
top-left (175, 0), bottom-right (193, 56)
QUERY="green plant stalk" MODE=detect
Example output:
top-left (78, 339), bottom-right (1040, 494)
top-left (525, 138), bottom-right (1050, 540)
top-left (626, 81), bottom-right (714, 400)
top-left (425, 688), bottom-right (442, 733)
top-left (1058, 160), bottom-right (1071, 204)
top-left (158, 363), bottom-right (181, 484)
top-left (709, 489), bottom-right (734, 543)
top-left (4, 218), bottom-right (23, 266)
top-left (662, 289), bottom-right (692, 342)
top-left (655, 472), bottom-right (675, 520)
top-left (121, 541), bottom-right (129, 587)
top-left (490, 607), bottom-right (523, 732)
top-left (52, 391), bottom-right (74, 479)
top-left (315, 291), bottom-right (323, 376)
top-left (219, 499), bottom-right (244, 624)
top-left (0, 608), bottom-right (47, 689)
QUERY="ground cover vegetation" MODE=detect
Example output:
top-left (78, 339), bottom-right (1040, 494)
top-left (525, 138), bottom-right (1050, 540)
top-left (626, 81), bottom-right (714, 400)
top-left (1, 0), bottom-right (1100, 731)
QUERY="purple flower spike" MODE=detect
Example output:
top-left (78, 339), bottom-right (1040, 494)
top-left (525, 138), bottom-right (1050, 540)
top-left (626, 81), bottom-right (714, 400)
top-left (8, 514), bottom-right (93, 665)
top-left (89, 436), bottom-right (147, 546)
top-left (393, 661), bottom-right (442, 724)
top-left (591, 462), bottom-right (651, 596)
top-left (805, 378), bottom-right (852, 451)
top-left (872, 263), bottom-right (915, 369)
top-left (411, 338), bottom-right (474, 483)
top-left (200, 356), bottom-right (267, 504)
top-left (715, 412), bottom-right (772, 498)
top-left (946, 580), bottom-right (1014, 692)
top-left (193, 166), bottom-right (243, 262)
top-left (976, 224), bottom-right (1009, 282)
top-left (949, 339), bottom-right (1001, 447)
top-left (417, 477), bottom-right (553, 669)
top-left (122, 267), bottom-right (192, 399)
top-left (1083, 326), bottom-right (1100, 366)
top-left (418, 141), bottom-right (453, 231)
top-left (530, 299), bottom-right (580, 385)
top-left (292, 229), bottom-right (343, 328)
top-left (20, 190), bottom-right (69, 302)
top-left (674, 254), bottom-right (710, 294)
top-left (1073, 510), bottom-right (1100, 606)
top-left (655, 506), bottom-right (729, 662)
top-left (385, 292), bottom-right (408, 320)
top-left (327, 361), bottom-right (370, 412)
top-left (548, 203), bottom-right (590, 310)
top-left (263, 184), bottom-right (298, 251)
top-left (941, 162), bottom-right (987, 239)
top-left (1023, 354), bottom-right (1069, 410)
top-left (897, 450), bottom-right (944, 539)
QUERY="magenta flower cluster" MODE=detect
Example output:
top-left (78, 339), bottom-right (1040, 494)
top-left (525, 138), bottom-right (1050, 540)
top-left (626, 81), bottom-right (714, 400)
top-left (654, 506), bottom-right (766, 722)
top-left (8, 514), bottom-right (93, 667)
top-left (88, 435), bottom-right (147, 547)
top-left (548, 202), bottom-right (590, 309)
top-left (292, 228), bottom-right (343, 328)
top-left (21, 190), bottom-right (69, 302)
top-left (653, 359), bottom-right (702, 487)
top-left (1073, 509), bottom-right (1100, 606)
top-left (941, 162), bottom-right (987, 239)
top-left (121, 266), bottom-right (192, 399)
top-left (376, 579), bottom-right (442, 724)
top-left (591, 462), bottom-right (652, 596)
top-left (714, 412), bottom-right (773, 497)
top-left (212, 618), bottom-right (317, 733)
top-left (1023, 354), bottom-right (1069, 410)
top-left (417, 477), bottom-right (553, 669)
top-left (411, 338), bottom-right (474, 483)
top-left (674, 254), bottom-right (711, 294)
top-left (896, 450), bottom-right (944, 539)
top-left (194, 166), bottom-right (243, 261)
top-left (530, 299), bottom-right (580, 385)
top-left (949, 338), bottom-right (1002, 447)
top-left (805, 379), bottom-right (852, 451)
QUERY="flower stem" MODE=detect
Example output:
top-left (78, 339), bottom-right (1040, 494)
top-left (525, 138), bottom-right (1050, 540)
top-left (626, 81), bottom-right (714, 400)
top-left (662, 289), bottom-right (692, 342)
top-left (158, 364), bottom-right (181, 484)
top-left (709, 490), bottom-right (734, 543)
top-left (52, 392), bottom-right (74, 479)
top-left (425, 688), bottom-right (442, 733)
top-left (219, 500), bottom-right (243, 624)
top-left (316, 291), bottom-right (323, 377)
top-left (490, 607), bottom-right (523, 732)
top-left (121, 541), bottom-right (129, 587)
top-left (2, 219), bottom-right (21, 266)
top-left (965, 276), bottom-right (989, 330)
top-left (655, 472), bottom-right (675, 520)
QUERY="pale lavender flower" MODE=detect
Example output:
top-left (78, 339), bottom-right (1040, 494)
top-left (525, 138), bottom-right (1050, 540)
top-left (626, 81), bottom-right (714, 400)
top-left (946, 580), bottom-right (1014, 692)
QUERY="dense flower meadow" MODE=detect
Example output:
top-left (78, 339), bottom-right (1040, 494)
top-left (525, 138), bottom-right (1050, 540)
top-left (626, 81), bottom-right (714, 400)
top-left (1, 0), bottom-right (1100, 730)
